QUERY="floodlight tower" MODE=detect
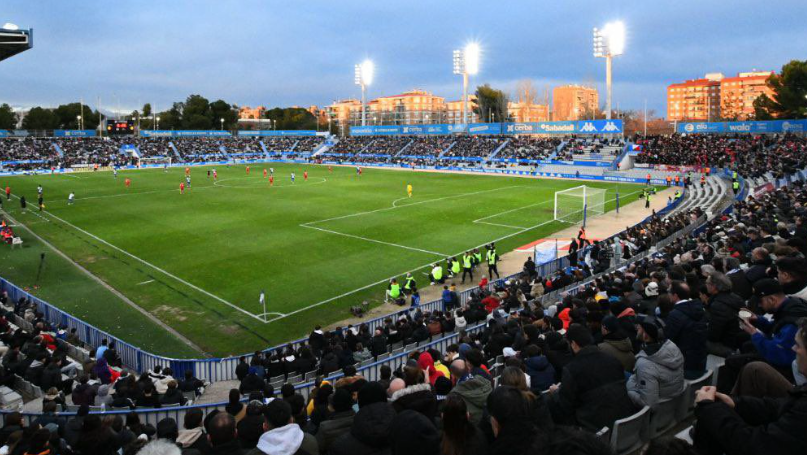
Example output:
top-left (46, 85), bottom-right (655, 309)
top-left (453, 42), bottom-right (480, 125)
top-left (593, 21), bottom-right (625, 120)
top-left (354, 60), bottom-right (374, 126)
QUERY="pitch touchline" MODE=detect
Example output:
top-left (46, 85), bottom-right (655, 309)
top-left (265, 188), bottom-right (644, 323)
top-left (302, 225), bottom-right (450, 257)
top-left (8, 195), bottom-right (267, 323)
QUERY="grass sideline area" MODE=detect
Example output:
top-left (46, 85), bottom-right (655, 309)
top-left (0, 163), bottom-right (648, 357)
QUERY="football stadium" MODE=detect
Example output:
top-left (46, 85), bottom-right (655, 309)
top-left (0, 2), bottom-right (806, 455)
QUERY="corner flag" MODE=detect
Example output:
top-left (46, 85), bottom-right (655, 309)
top-left (259, 290), bottom-right (266, 322)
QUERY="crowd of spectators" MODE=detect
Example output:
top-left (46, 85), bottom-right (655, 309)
top-left (635, 134), bottom-right (807, 181)
top-left (442, 136), bottom-right (506, 159)
top-left (359, 137), bottom-right (411, 156)
top-left (497, 137), bottom-right (561, 161)
top-left (404, 136), bottom-right (455, 158)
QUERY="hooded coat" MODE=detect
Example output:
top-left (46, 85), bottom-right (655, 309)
top-left (665, 299), bottom-right (708, 374)
top-left (448, 375), bottom-right (493, 425)
top-left (330, 403), bottom-right (395, 455)
top-left (598, 335), bottom-right (637, 372)
top-left (626, 340), bottom-right (685, 408)
top-left (248, 424), bottom-right (315, 455)
top-left (524, 355), bottom-right (556, 392)
top-left (390, 383), bottom-right (438, 421)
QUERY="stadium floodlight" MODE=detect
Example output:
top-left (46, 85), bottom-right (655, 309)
top-left (76, 115), bottom-right (82, 130)
top-left (354, 59), bottom-right (374, 126)
top-left (1, 23), bottom-right (19, 31)
top-left (453, 42), bottom-right (482, 126)
top-left (220, 117), bottom-right (224, 130)
top-left (593, 21), bottom-right (626, 120)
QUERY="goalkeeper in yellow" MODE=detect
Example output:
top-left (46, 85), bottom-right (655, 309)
top-left (407, 184), bottom-right (413, 198)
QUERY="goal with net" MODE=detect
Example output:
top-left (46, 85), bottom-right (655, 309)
top-left (554, 185), bottom-right (606, 225)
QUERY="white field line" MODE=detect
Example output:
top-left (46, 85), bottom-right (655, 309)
top-left (74, 185), bottom-right (218, 201)
top-left (475, 221), bottom-right (529, 230)
top-left (302, 225), bottom-right (449, 257)
top-left (19, 208), bottom-right (51, 223)
top-left (213, 176), bottom-right (328, 189)
top-left (62, 174), bottom-right (82, 179)
top-left (391, 197), bottom-right (409, 207)
top-left (265, 187), bottom-right (643, 323)
top-left (137, 279), bottom-right (155, 285)
top-left (302, 185), bottom-right (528, 227)
top-left (8, 195), bottom-right (267, 323)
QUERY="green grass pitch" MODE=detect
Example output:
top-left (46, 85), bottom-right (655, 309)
top-left (0, 163), bottom-right (645, 357)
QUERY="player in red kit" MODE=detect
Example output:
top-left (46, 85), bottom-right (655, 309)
top-left (213, 170), bottom-right (218, 180)
top-left (180, 182), bottom-right (185, 194)
top-left (185, 167), bottom-right (190, 176)
top-left (328, 166), bottom-right (332, 173)
top-left (5, 186), bottom-right (10, 200)
top-left (246, 166), bottom-right (250, 175)
top-left (263, 168), bottom-right (267, 178)
top-left (125, 178), bottom-right (131, 188)
top-left (304, 171), bottom-right (308, 181)
top-left (269, 175), bottom-right (274, 186)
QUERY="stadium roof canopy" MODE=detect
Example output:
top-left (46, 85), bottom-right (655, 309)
top-left (0, 26), bottom-right (32, 62)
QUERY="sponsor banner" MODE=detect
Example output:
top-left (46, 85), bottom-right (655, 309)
top-left (0, 130), bottom-right (7, 138)
top-left (54, 129), bottom-right (97, 137)
top-left (140, 130), bottom-right (232, 138)
top-left (352, 120), bottom-right (623, 136)
top-left (237, 130), bottom-right (317, 137)
top-left (467, 123), bottom-right (501, 135)
top-left (678, 119), bottom-right (807, 134)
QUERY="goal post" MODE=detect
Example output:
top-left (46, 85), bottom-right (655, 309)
top-left (137, 156), bottom-right (172, 168)
top-left (554, 185), bottom-right (606, 225)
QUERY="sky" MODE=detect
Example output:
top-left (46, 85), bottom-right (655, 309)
top-left (2, 0), bottom-right (806, 118)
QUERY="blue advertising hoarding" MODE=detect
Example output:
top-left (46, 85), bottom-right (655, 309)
top-left (677, 119), bottom-right (807, 134)
top-left (0, 130), bottom-right (8, 138)
top-left (351, 119), bottom-right (623, 136)
top-left (238, 130), bottom-right (318, 137)
top-left (54, 130), bottom-right (97, 137)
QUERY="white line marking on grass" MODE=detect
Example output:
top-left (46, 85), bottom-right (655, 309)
top-left (62, 174), bottom-right (82, 179)
top-left (268, 187), bottom-right (645, 323)
top-left (391, 197), bottom-right (408, 207)
top-left (303, 224), bottom-right (449, 257)
top-left (475, 221), bottom-right (529, 230)
top-left (137, 279), bottom-right (155, 285)
top-left (75, 186), bottom-right (219, 201)
top-left (213, 177), bottom-right (328, 189)
top-left (9, 195), bottom-right (268, 323)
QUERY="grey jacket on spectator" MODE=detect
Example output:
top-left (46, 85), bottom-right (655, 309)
top-left (627, 340), bottom-right (685, 408)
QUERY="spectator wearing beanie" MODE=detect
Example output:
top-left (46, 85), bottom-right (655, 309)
top-left (627, 315), bottom-right (685, 409)
top-left (389, 410), bottom-right (440, 455)
top-left (315, 388), bottom-right (356, 454)
top-left (547, 324), bottom-right (636, 431)
top-left (238, 400), bottom-right (267, 450)
top-left (598, 315), bottom-right (636, 372)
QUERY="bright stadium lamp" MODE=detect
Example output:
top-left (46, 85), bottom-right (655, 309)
top-left (354, 59), bottom-right (374, 126)
top-left (1, 23), bottom-right (19, 31)
top-left (593, 21), bottom-right (626, 119)
top-left (453, 42), bottom-right (482, 126)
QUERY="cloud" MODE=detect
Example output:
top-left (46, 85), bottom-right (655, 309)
top-left (2, 0), bottom-right (806, 117)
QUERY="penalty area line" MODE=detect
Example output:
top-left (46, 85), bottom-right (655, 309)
top-left (272, 187), bottom-right (645, 323)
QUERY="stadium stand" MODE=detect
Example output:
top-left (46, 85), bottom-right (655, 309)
top-left (3, 131), bottom-right (807, 454)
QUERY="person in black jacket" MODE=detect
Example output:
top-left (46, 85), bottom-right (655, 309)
top-left (160, 380), bottom-right (187, 406)
top-left (309, 326), bottom-right (326, 356)
top-left (240, 367), bottom-right (267, 396)
top-left (235, 357), bottom-right (249, 382)
top-left (330, 401), bottom-right (396, 455)
top-left (693, 319), bottom-right (807, 455)
top-left (665, 281), bottom-right (708, 379)
top-left (547, 324), bottom-right (637, 431)
top-left (725, 257), bottom-right (753, 301)
top-left (745, 248), bottom-right (772, 285)
top-left (368, 329), bottom-right (387, 359)
top-left (705, 273), bottom-right (748, 357)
